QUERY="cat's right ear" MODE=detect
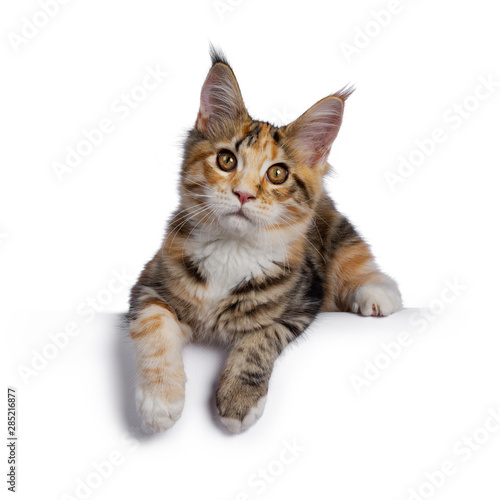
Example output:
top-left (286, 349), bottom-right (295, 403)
top-left (196, 60), bottom-right (247, 137)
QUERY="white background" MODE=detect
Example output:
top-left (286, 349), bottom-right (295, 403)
top-left (2, 0), bottom-right (500, 499)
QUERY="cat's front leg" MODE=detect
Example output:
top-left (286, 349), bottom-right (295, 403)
top-left (328, 231), bottom-right (402, 317)
top-left (216, 325), bottom-right (295, 433)
top-left (129, 301), bottom-right (190, 432)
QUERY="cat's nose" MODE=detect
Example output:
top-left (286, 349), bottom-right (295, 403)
top-left (233, 190), bottom-right (256, 205)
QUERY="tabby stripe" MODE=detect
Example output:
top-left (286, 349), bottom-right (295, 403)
top-left (273, 330), bottom-right (285, 354)
top-left (301, 256), bottom-right (325, 306)
top-left (279, 319), bottom-right (303, 338)
top-left (180, 257), bottom-right (206, 283)
top-left (327, 217), bottom-right (360, 259)
top-left (247, 124), bottom-right (262, 146)
top-left (263, 329), bottom-right (284, 355)
top-left (292, 174), bottom-right (310, 202)
top-left (218, 317), bottom-right (277, 336)
top-left (220, 296), bottom-right (281, 317)
top-left (272, 261), bottom-right (292, 272)
top-left (234, 124), bottom-right (261, 151)
top-left (173, 218), bottom-right (194, 238)
top-left (245, 348), bottom-right (264, 367)
top-left (232, 271), bottom-right (293, 295)
top-left (235, 135), bottom-right (247, 151)
top-left (238, 370), bottom-right (269, 387)
top-left (272, 129), bottom-right (280, 144)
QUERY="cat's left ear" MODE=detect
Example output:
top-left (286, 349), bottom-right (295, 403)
top-left (196, 57), bottom-right (248, 137)
top-left (285, 87), bottom-right (354, 169)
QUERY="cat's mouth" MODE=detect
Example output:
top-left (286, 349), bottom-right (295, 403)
top-left (229, 209), bottom-right (252, 222)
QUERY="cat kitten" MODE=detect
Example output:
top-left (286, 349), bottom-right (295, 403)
top-left (128, 49), bottom-right (402, 433)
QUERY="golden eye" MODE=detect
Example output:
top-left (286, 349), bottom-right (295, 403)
top-left (216, 150), bottom-right (237, 172)
top-left (266, 164), bottom-right (288, 185)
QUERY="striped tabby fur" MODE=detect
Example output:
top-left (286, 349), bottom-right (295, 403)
top-left (128, 49), bottom-right (402, 433)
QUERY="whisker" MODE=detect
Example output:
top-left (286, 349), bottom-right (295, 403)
top-left (275, 212), bottom-right (326, 264)
top-left (162, 204), bottom-right (213, 258)
top-left (181, 208), bottom-right (217, 256)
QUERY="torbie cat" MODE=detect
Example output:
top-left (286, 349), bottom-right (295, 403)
top-left (128, 48), bottom-right (402, 433)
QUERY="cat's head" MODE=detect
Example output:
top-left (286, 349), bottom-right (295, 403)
top-left (180, 49), bottom-right (353, 241)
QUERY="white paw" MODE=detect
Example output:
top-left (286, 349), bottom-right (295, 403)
top-left (219, 396), bottom-right (267, 434)
top-left (136, 386), bottom-right (184, 432)
top-left (351, 283), bottom-right (402, 317)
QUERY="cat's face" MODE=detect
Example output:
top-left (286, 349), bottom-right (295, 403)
top-left (180, 52), bottom-right (352, 241)
top-left (182, 117), bottom-right (321, 237)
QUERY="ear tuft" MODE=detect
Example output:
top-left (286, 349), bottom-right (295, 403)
top-left (209, 44), bottom-right (230, 67)
top-left (333, 84), bottom-right (356, 102)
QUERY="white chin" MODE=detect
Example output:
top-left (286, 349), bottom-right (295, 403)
top-left (222, 214), bottom-right (254, 234)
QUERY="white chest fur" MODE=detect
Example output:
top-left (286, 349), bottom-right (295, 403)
top-left (191, 237), bottom-right (277, 301)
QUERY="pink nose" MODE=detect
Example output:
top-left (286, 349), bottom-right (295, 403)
top-left (233, 190), bottom-right (256, 205)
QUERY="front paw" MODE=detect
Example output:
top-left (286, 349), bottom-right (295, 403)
top-left (216, 379), bottom-right (268, 434)
top-left (351, 283), bottom-right (402, 317)
top-left (136, 385), bottom-right (184, 432)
